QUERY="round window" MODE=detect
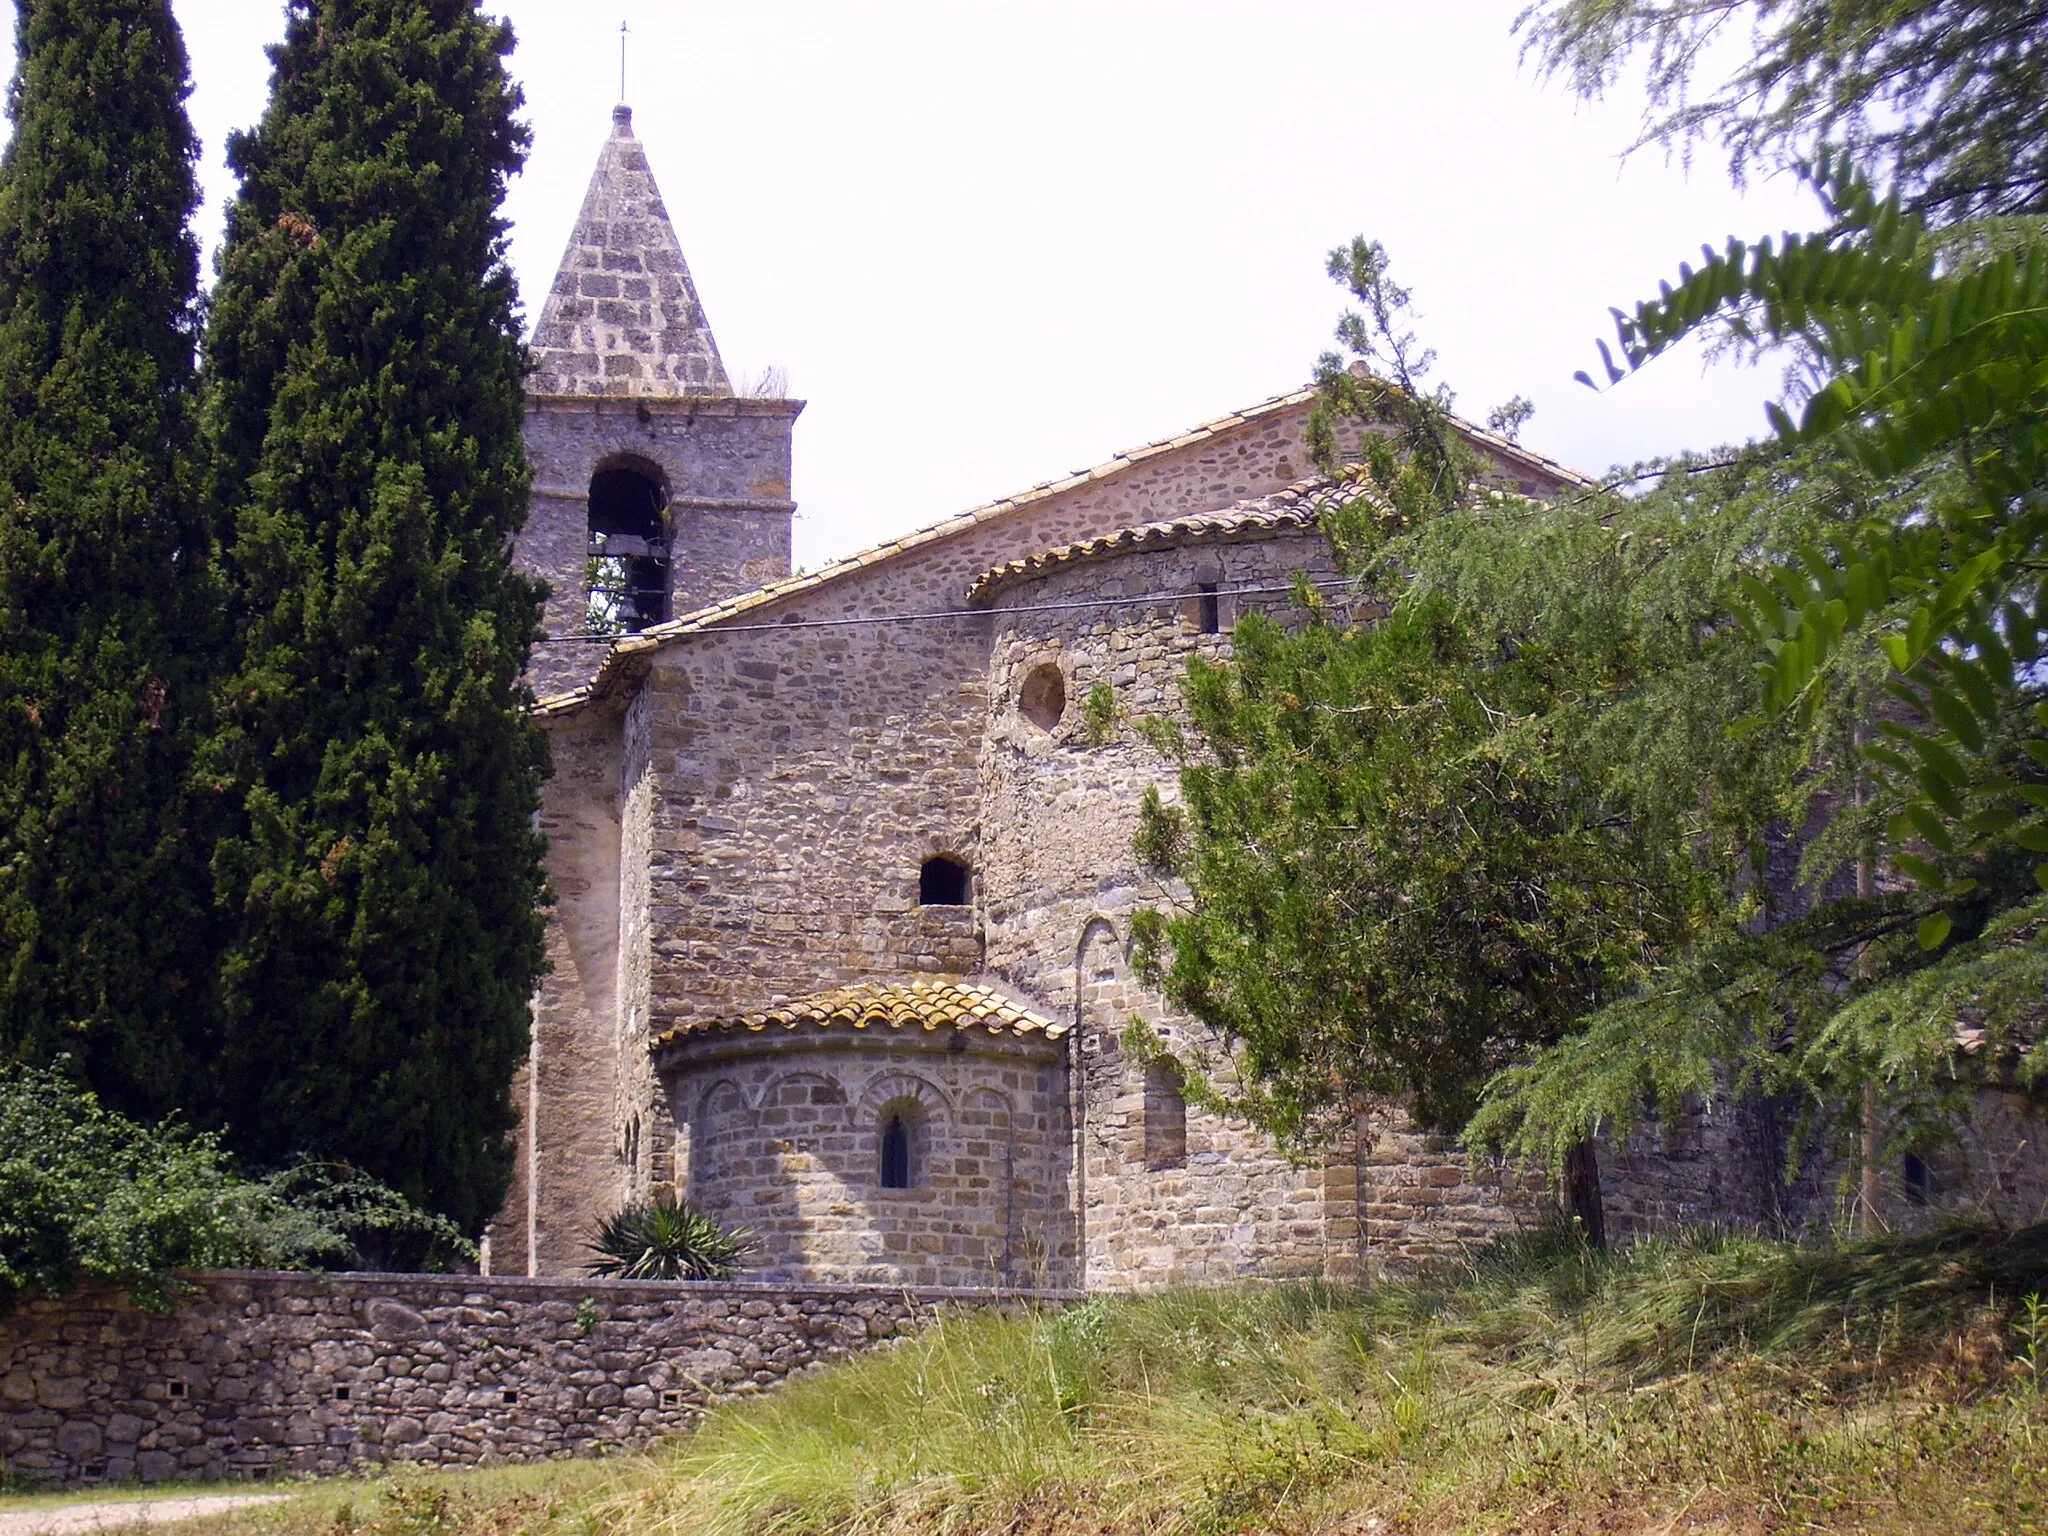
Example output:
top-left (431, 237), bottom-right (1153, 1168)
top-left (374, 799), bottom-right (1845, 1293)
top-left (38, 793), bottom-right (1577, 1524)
top-left (1018, 663), bottom-right (1066, 731)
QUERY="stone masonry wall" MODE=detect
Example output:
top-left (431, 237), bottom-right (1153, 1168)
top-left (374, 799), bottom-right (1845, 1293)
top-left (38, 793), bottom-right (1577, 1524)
top-left (635, 398), bottom-right (1340, 1043)
top-left (520, 396), bottom-right (800, 698)
top-left (488, 707), bottom-right (625, 1280)
top-left (509, 399), bottom-right (1334, 1272)
top-left (0, 1273), bottom-right (1064, 1489)
top-left (666, 1030), bottom-right (1074, 1289)
top-left (1595, 1085), bottom-right (2048, 1242)
top-left (512, 396), bottom-right (1588, 1274)
top-left (979, 534), bottom-right (1558, 1282)
top-left (979, 534), bottom-right (1399, 1286)
top-left (1929, 1088), bottom-right (2048, 1228)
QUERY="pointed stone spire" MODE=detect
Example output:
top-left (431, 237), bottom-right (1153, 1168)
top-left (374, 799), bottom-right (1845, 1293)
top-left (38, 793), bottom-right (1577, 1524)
top-left (528, 105), bottom-right (731, 397)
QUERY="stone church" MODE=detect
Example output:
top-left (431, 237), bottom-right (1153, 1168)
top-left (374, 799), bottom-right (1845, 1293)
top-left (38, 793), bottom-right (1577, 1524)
top-left (483, 109), bottom-right (2048, 1287)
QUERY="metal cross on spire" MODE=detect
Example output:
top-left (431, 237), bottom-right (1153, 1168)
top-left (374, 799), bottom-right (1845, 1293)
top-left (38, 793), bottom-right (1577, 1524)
top-left (619, 20), bottom-right (629, 104)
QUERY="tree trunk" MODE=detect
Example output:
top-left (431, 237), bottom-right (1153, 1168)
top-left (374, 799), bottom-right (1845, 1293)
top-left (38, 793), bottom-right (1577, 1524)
top-left (1563, 1137), bottom-right (1607, 1249)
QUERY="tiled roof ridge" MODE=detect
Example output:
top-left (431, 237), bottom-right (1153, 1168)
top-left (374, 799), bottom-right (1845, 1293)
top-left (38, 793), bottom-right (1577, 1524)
top-left (965, 475), bottom-right (1373, 604)
top-left (531, 384), bottom-right (1593, 718)
top-left (649, 978), bottom-right (1067, 1050)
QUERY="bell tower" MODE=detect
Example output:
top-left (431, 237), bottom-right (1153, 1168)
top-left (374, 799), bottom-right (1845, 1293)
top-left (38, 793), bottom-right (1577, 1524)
top-left (520, 104), bottom-right (802, 697)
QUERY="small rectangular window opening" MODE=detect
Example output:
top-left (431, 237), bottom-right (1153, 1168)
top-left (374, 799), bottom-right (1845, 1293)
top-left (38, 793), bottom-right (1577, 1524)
top-left (659, 1388), bottom-right (686, 1410)
top-left (332, 1385), bottom-right (351, 1404)
top-left (165, 1379), bottom-right (189, 1401)
top-left (1197, 583), bottom-right (1221, 635)
top-left (501, 1389), bottom-right (519, 1407)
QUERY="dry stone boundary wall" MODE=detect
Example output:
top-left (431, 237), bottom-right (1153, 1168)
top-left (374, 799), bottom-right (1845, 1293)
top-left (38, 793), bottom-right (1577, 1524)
top-left (0, 1271), bottom-right (1069, 1489)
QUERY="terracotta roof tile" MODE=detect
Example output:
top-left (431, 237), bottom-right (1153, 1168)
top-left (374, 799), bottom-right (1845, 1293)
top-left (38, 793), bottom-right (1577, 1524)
top-left (649, 979), bottom-right (1067, 1053)
top-left (966, 477), bottom-right (1366, 604)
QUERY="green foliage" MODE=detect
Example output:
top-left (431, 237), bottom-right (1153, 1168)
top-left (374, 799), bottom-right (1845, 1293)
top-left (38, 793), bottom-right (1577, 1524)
top-left (257, 1162), bottom-right (476, 1274)
top-left (1, 1066), bottom-right (271, 1309)
top-left (1304, 236), bottom-right (1489, 555)
top-left (0, 1066), bottom-right (465, 1310)
top-left (1138, 239), bottom-right (1860, 1163)
top-left (1081, 682), bottom-right (1117, 746)
top-left (1520, 0), bottom-right (2048, 220)
top-left (1149, 156), bottom-right (2048, 1186)
top-left (1587, 158), bottom-right (2048, 930)
top-left (0, 0), bottom-right (221, 1122)
top-left (584, 1189), bottom-right (755, 1281)
top-left (591, 1224), bottom-right (2048, 1536)
top-left (196, 0), bottom-right (549, 1234)
top-left (1135, 589), bottom-right (1717, 1143)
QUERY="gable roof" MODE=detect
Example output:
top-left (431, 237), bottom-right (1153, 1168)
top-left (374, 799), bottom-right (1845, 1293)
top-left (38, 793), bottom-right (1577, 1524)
top-left (532, 384), bottom-right (1592, 719)
top-left (527, 105), bottom-right (730, 398)
top-left (966, 477), bottom-right (1367, 604)
top-left (650, 979), bottom-right (1068, 1059)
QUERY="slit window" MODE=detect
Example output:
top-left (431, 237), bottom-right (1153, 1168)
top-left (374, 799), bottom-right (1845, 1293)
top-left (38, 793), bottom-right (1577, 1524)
top-left (880, 1112), bottom-right (913, 1189)
top-left (919, 855), bottom-right (970, 907)
top-left (1197, 583), bottom-right (1221, 635)
top-left (587, 463), bottom-right (670, 635)
top-left (1903, 1152), bottom-right (1932, 1207)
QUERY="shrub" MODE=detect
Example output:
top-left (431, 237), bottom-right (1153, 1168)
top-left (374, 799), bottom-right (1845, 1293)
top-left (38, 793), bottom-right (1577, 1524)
top-left (0, 1067), bottom-right (474, 1308)
top-left (585, 1190), bottom-right (755, 1280)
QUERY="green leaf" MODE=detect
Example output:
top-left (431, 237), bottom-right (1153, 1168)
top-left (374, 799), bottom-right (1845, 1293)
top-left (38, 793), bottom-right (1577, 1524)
top-left (1892, 852), bottom-right (1945, 887)
top-left (1908, 733), bottom-right (1969, 786)
top-left (1917, 911), bottom-right (1952, 950)
top-left (1924, 685), bottom-right (1987, 754)
top-left (1904, 802), bottom-right (1957, 853)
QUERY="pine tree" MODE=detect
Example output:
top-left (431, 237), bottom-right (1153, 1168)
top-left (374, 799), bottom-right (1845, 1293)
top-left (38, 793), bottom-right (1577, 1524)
top-left (0, 0), bottom-right (219, 1120)
top-left (1521, 1), bottom-right (2048, 221)
top-left (200, 0), bottom-right (547, 1232)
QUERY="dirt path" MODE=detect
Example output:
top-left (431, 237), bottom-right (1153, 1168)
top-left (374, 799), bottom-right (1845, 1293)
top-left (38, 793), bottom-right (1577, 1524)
top-left (0, 1494), bottom-right (289, 1534)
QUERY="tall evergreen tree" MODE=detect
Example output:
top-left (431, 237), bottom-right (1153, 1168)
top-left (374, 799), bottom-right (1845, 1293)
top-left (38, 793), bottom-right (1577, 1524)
top-left (0, 0), bottom-right (219, 1120)
top-left (1520, 1), bottom-right (2048, 221)
top-left (200, 0), bottom-right (547, 1232)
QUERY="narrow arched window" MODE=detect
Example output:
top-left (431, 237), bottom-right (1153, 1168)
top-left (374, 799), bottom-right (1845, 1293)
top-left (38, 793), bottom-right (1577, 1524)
top-left (919, 855), bottom-right (970, 906)
top-left (880, 1113), bottom-right (913, 1189)
top-left (587, 462), bottom-right (669, 634)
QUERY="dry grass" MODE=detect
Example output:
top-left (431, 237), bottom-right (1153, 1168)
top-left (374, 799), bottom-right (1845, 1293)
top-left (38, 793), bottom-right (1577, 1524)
top-left (18, 1223), bottom-right (2047, 1536)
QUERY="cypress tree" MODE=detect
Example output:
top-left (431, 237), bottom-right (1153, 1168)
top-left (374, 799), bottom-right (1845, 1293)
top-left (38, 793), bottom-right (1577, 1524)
top-left (200, 0), bottom-right (547, 1232)
top-left (0, 0), bottom-right (219, 1119)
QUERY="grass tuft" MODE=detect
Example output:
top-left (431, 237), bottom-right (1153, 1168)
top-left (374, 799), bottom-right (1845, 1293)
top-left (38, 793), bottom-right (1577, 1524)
top-left (593, 1221), bottom-right (2048, 1536)
top-left (19, 1223), bottom-right (2043, 1535)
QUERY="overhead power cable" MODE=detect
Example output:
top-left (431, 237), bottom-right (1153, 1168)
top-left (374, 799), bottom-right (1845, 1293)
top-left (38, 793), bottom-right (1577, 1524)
top-left (533, 578), bottom-right (1362, 644)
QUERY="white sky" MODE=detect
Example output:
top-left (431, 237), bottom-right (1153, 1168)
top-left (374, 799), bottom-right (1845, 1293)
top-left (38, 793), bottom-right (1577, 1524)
top-left (8, 1), bottom-right (1819, 568)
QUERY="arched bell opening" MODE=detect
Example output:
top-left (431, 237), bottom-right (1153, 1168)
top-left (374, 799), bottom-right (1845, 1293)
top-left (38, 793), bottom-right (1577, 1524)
top-left (586, 459), bottom-right (670, 634)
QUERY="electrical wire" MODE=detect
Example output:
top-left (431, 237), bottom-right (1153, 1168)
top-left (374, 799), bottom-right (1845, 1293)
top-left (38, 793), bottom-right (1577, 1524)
top-left (533, 577), bottom-right (1361, 644)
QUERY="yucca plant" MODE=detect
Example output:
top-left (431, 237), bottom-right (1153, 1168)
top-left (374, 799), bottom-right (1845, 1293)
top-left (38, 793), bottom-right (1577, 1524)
top-left (585, 1190), bottom-right (755, 1280)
